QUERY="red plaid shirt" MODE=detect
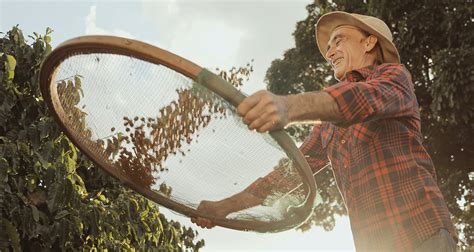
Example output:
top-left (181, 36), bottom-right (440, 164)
top-left (247, 64), bottom-right (456, 251)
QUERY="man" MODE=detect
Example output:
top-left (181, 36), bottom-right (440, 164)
top-left (192, 11), bottom-right (458, 251)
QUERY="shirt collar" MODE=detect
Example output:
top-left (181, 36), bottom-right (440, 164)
top-left (344, 64), bottom-right (379, 82)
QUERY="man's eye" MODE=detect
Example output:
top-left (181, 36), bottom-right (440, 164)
top-left (336, 39), bottom-right (342, 46)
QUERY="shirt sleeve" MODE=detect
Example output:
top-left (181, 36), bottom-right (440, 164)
top-left (244, 125), bottom-right (329, 199)
top-left (324, 64), bottom-right (417, 127)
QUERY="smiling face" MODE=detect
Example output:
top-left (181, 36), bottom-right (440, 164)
top-left (325, 25), bottom-right (378, 81)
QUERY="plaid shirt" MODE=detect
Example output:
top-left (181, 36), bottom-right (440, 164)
top-left (247, 64), bottom-right (456, 251)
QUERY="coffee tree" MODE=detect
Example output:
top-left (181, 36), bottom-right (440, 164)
top-left (0, 26), bottom-right (204, 251)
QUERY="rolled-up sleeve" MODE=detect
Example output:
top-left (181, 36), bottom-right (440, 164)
top-left (324, 64), bottom-right (416, 127)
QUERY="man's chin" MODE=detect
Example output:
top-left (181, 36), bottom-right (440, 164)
top-left (334, 72), bottom-right (346, 81)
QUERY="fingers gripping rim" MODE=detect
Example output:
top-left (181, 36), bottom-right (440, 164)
top-left (39, 35), bottom-right (317, 232)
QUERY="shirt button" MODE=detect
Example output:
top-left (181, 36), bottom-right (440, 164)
top-left (341, 139), bottom-right (346, 144)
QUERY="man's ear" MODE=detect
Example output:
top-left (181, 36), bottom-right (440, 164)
top-left (365, 35), bottom-right (378, 52)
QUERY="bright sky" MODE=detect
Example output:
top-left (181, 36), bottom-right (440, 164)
top-left (0, 0), bottom-right (355, 250)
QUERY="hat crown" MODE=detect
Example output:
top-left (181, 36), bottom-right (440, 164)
top-left (351, 13), bottom-right (393, 42)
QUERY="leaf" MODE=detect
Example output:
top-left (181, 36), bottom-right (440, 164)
top-left (55, 210), bottom-right (70, 220)
top-left (45, 44), bottom-right (52, 55)
top-left (6, 54), bottom-right (16, 80)
top-left (140, 207), bottom-right (150, 221)
top-left (3, 218), bottom-right (21, 252)
top-left (72, 173), bottom-right (85, 189)
top-left (141, 221), bottom-right (151, 233)
top-left (129, 198), bottom-right (139, 214)
top-left (47, 182), bottom-right (59, 213)
top-left (46, 27), bottom-right (53, 35)
top-left (68, 141), bottom-right (77, 160)
top-left (65, 155), bottom-right (76, 173)
top-left (31, 205), bottom-right (40, 222)
top-left (98, 194), bottom-right (107, 203)
top-left (26, 174), bottom-right (37, 192)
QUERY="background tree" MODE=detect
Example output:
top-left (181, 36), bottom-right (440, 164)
top-left (265, 0), bottom-right (473, 249)
top-left (0, 26), bottom-right (204, 251)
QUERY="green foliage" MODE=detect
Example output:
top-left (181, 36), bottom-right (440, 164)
top-left (265, 0), bottom-right (473, 248)
top-left (430, 47), bottom-right (473, 125)
top-left (0, 26), bottom-right (204, 251)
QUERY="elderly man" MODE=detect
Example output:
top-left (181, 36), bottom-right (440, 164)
top-left (192, 11), bottom-right (457, 251)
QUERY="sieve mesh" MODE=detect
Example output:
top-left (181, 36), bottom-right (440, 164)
top-left (52, 53), bottom-right (309, 223)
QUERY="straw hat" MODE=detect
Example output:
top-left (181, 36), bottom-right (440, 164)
top-left (315, 11), bottom-right (400, 64)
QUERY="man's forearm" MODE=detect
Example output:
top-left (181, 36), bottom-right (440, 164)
top-left (283, 91), bottom-right (343, 124)
top-left (237, 90), bottom-right (343, 132)
top-left (206, 190), bottom-right (264, 217)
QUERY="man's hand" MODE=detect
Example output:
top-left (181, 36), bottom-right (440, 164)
top-left (191, 200), bottom-right (228, 229)
top-left (191, 191), bottom-right (264, 229)
top-left (237, 90), bottom-right (290, 132)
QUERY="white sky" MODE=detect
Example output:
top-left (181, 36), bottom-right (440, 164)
top-left (0, 0), bottom-right (355, 250)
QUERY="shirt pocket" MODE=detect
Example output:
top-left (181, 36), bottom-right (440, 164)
top-left (320, 123), bottom-right (335, 149)
top-left (350, 121), bottom-right (380, 146)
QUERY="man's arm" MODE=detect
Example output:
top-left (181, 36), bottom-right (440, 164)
top-left (243, 124), bottom-right (329, 198)
top-left (237, 90), bottom-right (343, 132)
top-left (237, 64), bottom-right (415, 131)
top-left (192, 125), bottom-right (329, 228)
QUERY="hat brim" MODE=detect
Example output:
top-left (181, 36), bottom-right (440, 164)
top-left (315, 11), bottom-right (400, 64)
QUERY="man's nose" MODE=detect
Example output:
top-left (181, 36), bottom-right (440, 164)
top-left (325, 47), bottom-right (335, 61)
